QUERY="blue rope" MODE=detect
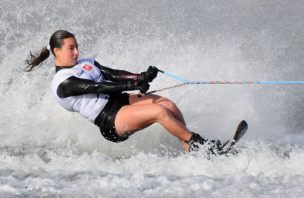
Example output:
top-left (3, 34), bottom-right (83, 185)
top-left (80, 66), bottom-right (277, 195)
top-left (159, 70), bottom-right (190, 83)
top-left (256, 81), bottom-right (304, 85)
top-left (158, 69), bottom-right (304, 85)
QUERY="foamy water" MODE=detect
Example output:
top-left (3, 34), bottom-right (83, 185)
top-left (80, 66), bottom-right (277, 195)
top-left (1, 0), bottom-right (304, 197)
top-left (1, 142), bottom-right (304, 197)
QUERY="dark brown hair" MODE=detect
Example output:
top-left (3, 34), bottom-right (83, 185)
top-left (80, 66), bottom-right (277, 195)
top-left (24, 30), bottom-right (75, 72)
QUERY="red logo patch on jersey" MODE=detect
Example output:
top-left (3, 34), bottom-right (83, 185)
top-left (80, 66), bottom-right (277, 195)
top-left (83, 64), bottom-right (93, 71)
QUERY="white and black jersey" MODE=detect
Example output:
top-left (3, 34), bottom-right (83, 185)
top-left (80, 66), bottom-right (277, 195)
top-left (52, 58), bottom-right (141, 122)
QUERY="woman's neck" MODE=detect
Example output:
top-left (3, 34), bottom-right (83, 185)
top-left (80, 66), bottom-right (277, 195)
top-left (55, 65), bottom-right (75, 73)
top-left (55, 60), bottom-right (77, 67)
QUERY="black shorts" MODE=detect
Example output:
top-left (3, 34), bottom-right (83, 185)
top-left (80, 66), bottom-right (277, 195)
top-left (94, 93), bottom-right (130, 143)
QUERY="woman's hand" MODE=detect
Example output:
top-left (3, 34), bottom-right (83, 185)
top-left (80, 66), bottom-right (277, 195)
top-left (138, 66), bottom-right (159, 83)
top-left (127, 80), bottom-right (150, 94)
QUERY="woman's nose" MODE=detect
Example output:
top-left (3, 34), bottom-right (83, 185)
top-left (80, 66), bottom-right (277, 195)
top-left (74, 48), bottom-right (79, 56)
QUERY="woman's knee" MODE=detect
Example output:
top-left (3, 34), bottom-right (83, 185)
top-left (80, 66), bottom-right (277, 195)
top-left (154, 104), bottom-right (172, 121)
top-left (158, 98), bottom-right (178, 111)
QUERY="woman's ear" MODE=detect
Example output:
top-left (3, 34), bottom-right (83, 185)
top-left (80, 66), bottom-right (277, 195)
top-left (53, 47), bottom-right (60, 57)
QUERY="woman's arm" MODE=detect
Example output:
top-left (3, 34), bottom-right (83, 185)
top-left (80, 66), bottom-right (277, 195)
top-left (94, 61), bottom-right (139, 82)
top-left (94, 61), bottom-right (158, 83)
top-left (57, 76), bottom-right (149, 98)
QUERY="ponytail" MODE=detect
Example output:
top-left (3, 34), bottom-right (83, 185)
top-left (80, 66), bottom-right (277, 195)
top-left (24, 30), bottom-right (75, 72)
top-left (24, 46), bottom-right (50, 72)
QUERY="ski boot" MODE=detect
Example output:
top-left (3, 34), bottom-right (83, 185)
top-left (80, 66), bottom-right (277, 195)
top-left (187, 132), bottom-right (223, 154)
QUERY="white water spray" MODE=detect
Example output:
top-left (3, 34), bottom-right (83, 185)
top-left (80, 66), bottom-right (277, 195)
top-left (1, 0), bottom-right (304, 197)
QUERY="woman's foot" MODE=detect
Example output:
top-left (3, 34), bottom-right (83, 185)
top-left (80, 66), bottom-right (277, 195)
top-left (187, 132), bottom-right (223, 154)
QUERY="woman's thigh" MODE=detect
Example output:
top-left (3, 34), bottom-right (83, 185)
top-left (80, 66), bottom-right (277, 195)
top-left (129, 94), bottom-right (170, 105)
top-left (129, 94), bottom-right (186, 124)
top-left (115, 103), bottom-right (164, 136)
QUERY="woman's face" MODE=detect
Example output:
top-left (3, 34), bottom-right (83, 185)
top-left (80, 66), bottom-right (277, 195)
top-left (54, 37), bottom-right (79, 66)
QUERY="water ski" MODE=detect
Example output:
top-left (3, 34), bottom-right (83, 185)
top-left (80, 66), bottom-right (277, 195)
top-left (218, 120), bottom-right (248, 155)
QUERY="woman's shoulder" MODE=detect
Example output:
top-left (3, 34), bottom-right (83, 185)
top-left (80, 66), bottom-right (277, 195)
top-left (77, 58), bottom-right (95, 65)
top-left (53, 58), bottom-right (99, 79)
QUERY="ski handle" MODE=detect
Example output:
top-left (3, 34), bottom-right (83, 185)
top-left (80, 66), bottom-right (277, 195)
top-left (137, 68), bottom-right (188, 97)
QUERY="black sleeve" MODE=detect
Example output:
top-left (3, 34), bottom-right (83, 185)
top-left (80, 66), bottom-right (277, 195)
top-left (94, 61), bottom-right (140, 82)
top-left (57, 76), bottom-right (134, 98)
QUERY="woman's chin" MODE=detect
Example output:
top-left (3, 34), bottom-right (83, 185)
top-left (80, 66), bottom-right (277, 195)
top-left (71, 60), bottom-right (78, 65)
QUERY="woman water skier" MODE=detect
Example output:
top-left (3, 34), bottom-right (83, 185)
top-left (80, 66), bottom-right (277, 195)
top-left (25, 30), bottom-right (222, 153)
